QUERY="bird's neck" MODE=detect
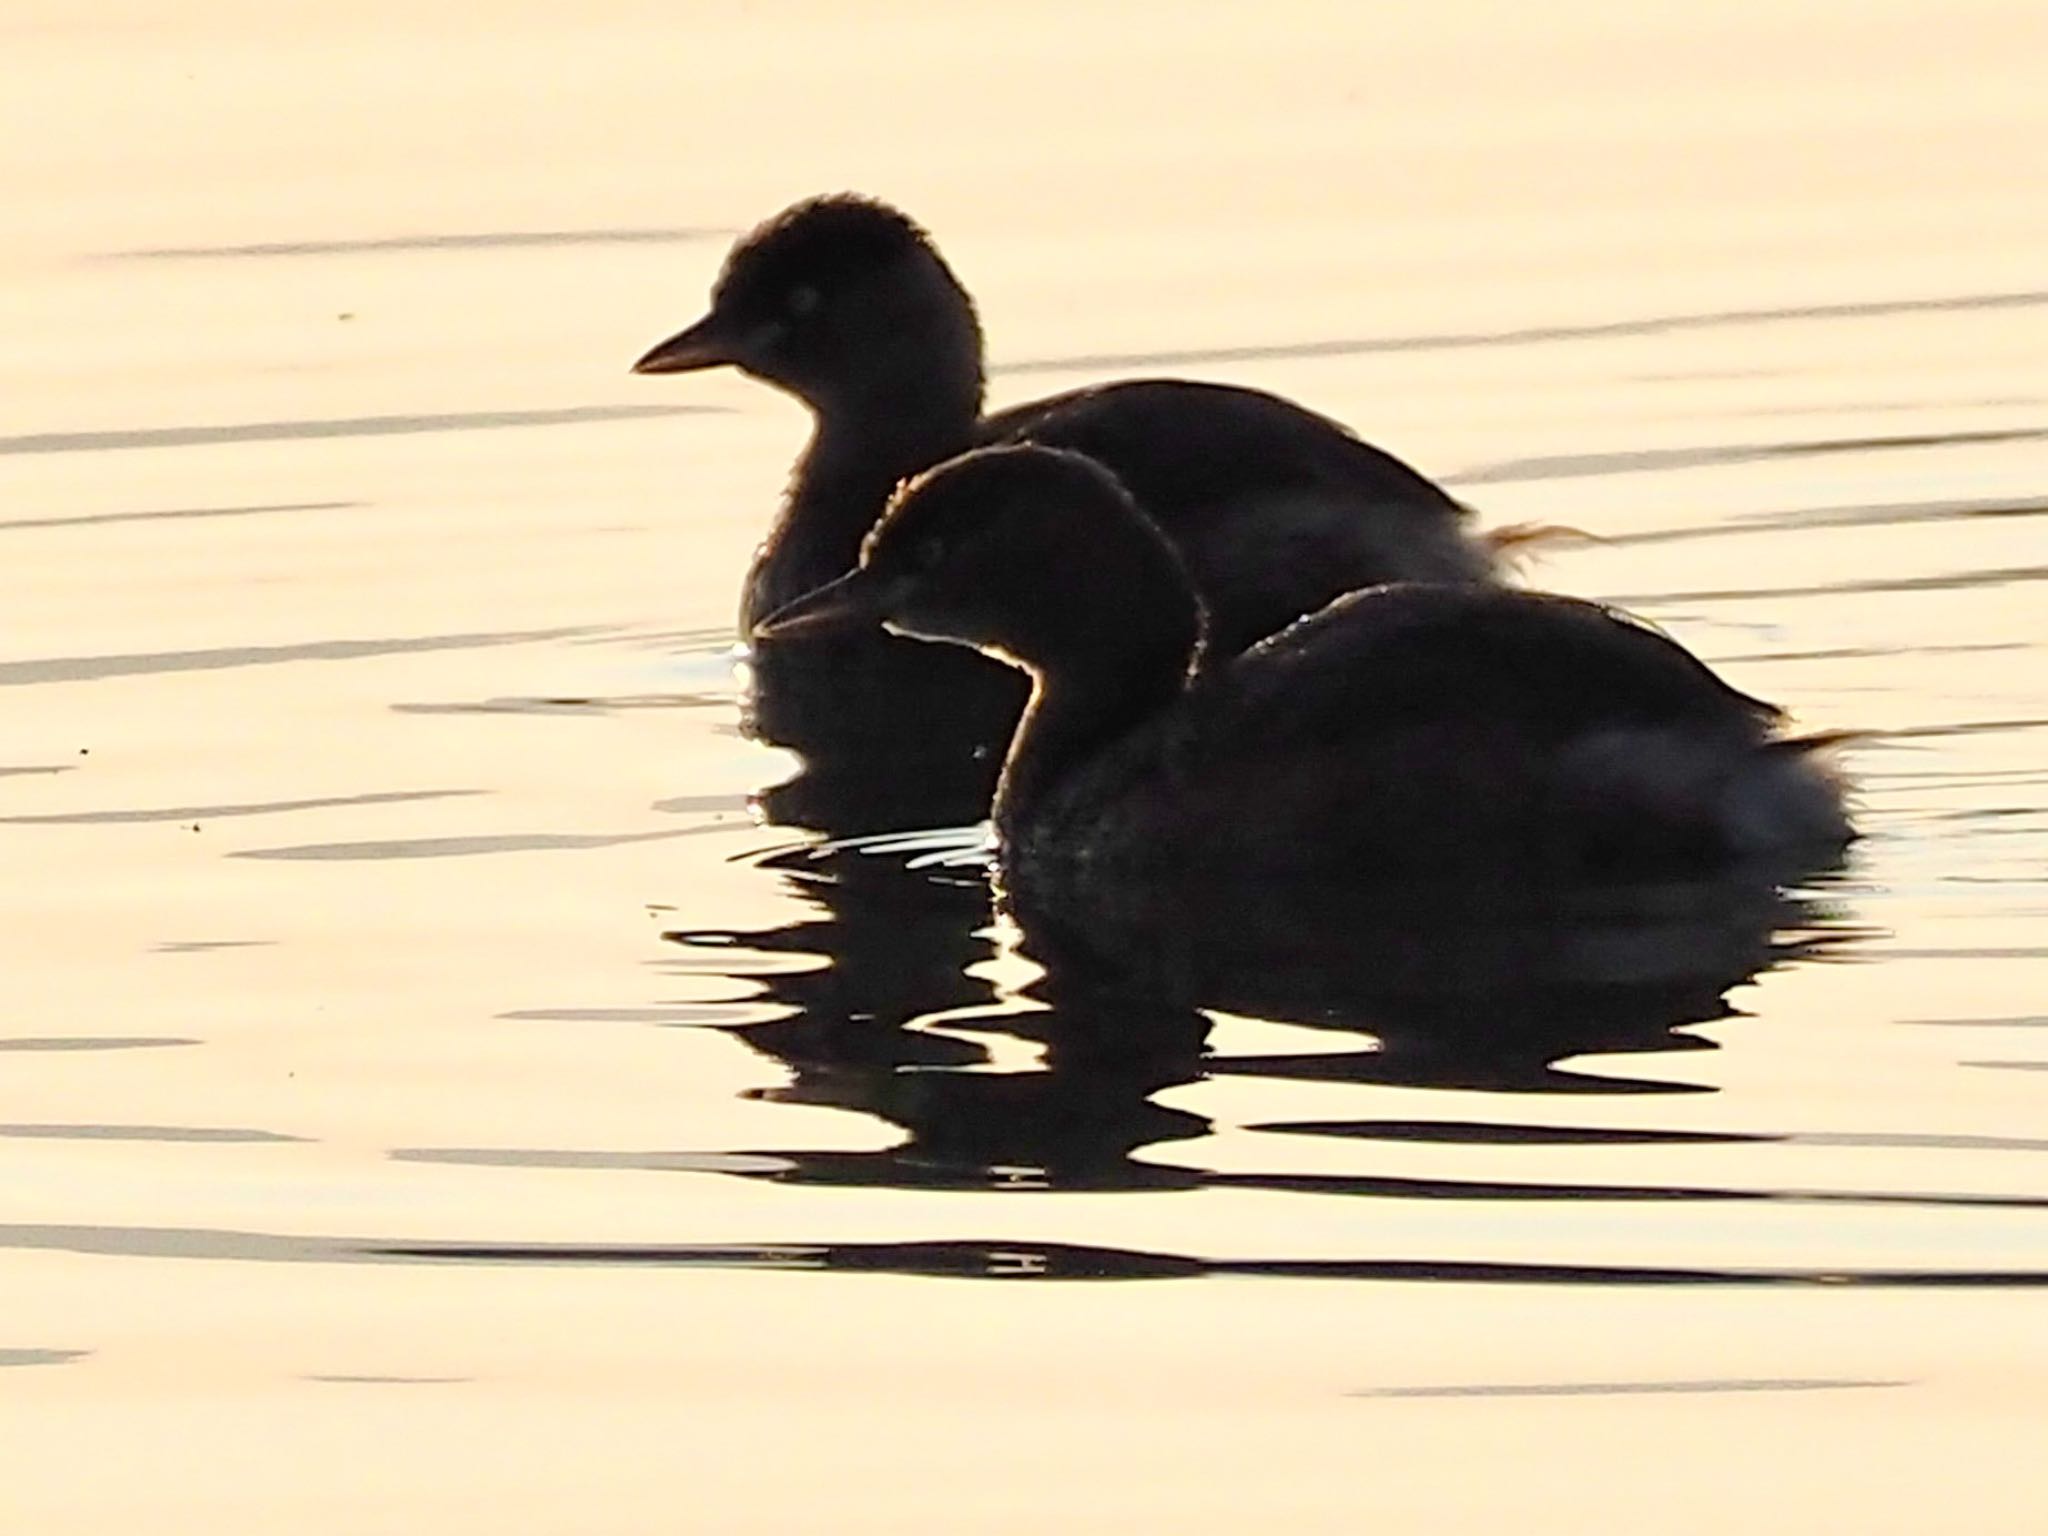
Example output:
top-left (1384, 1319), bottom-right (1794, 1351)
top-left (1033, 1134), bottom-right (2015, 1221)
top-left (993, 612), bottom-right (1201, 837)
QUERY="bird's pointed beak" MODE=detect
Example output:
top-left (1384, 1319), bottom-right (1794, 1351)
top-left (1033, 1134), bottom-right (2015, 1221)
top-left (632, 311), bottom-right (744, 375)
top-left (752, 568), bottom-right (896, 641)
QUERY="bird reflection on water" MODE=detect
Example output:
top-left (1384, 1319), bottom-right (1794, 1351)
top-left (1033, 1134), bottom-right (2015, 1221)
top-left (666, 834), bottom-right (1862, 1195)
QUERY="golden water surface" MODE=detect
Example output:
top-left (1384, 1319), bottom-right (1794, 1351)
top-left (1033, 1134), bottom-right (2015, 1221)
top-left (5, 2), bottom-right (2046, 1530)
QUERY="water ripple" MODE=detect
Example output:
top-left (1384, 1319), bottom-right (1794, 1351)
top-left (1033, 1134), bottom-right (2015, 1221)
top-left (1614, 563), bottom-right (2048, 608)
top-left (3, 1225), bottom-right (2045, 1288)
top-left (994, 289), bottom-right (2048, 377)
top-left (1, 789), bottom-right (480, 826)
top-left (1350, 1377), bottom-right (1906, 1399)
top-left (0, 1349), bottom-right (90, 1369)
top-left (0, 627), bottom-right (600, 688)
top-left (232, 828), bottom-right (709, 862)
top-left (0, 500), bottom-right (358, 533)
top-left (1455, 429), bottom-right (2047, 487)
top-left (105, 226), bottom-right (734, 259)
top-left (0, 405), bottom-right (706, 457)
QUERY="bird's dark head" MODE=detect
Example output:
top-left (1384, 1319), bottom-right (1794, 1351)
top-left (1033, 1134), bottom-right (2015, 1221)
top-left (632, 194), bottom-right (984, 417)
top-left (754, 445), bottom-right (1202, 677)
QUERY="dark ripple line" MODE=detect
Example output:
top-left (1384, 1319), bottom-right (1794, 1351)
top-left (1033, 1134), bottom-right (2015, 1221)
top-left (390, 692), bottom-right (727, 717)
top-left (1710, 642), bottom-right (2027, 667)
top-left (569, 624), bottom-right (739, 652)
top-left (1257, 1119), bottom-right (1767, 1147)
top-left (0, 500), bottom-right (357, 533)
top-left (1454, 428), bottom-right (2047, 488)
top-left (1595, 496), bottom-right (2048, 550)
top-left (1866, 719), bottom-right (2048, 742)
top-left (1351, 1377), bottom-right (1907, 1400)
top-left (395, 1147), bottom-right (776, 1171)
top-left (649, 793), bottom-right (752, 815)
top-left (385, 1240), bottom-right (2048, 1288)
top-left (1, 1349), bottom-right (90, 1368)
top-left (232, 827), bottom-right (713, 862)
top-left (490, 1006), bottom-right (740, 1023)
top-left (1612, 563), bottom-right (2048, 608)
top-left (0, 1037), bottom-right (197, 1052)
top-left (1, 788), bottom-right (480, 826)
top-left (107, 226), bottom-right (733, 259)
top-left (992, 289), bottom-right (2048, 377)
top-left (392, 1144), bottom-right (2048, 1211)
top-left (0, 405), bottom-right (702, 457)
top-left (1880, 946), bottom-right (2048, 959)
top-left (0, 625), bottom-right (597, 688)
top-left (0, 1123), bottom-right (302, 1143)
top-left (1904, 1016), bottom-right (2048, 1029)
top-left (1798, 1131), bottom-right (2048, 1152)
top-left (1868, 766), bottom-right (2048, 783)
top-left (5, 1224), bottom-right (2044, 1287)
top-left (1214, 1172), bottom-right (2048, 1210)
top-left (306, 1373), bottom-right (471, 1385)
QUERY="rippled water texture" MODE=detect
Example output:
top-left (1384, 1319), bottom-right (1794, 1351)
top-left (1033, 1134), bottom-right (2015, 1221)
top-left (6, 3), bottom-right (2046, 1531)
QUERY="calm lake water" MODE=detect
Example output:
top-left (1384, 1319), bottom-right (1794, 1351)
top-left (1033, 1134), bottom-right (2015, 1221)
top-left (5, 2), bottom-right (2045, 1531)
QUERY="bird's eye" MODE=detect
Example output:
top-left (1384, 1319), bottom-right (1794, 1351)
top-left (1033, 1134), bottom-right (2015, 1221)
top-left (786, 285), bottom-right (822, 318)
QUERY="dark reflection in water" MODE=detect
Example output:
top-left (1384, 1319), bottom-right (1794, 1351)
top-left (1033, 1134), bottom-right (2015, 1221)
top-left (745, 642), bottom-right (1023, 833)
top-left (1270, 1120), bottom-right (1761, 1146)
top-left (7, 1222), bottom-right (2048, 1287)
top-left (644, 840), bottom-right (1867, 1196)
top-left (379, 1240), bottom-right (2048, 1286)
top-left (1009, 864), bottom-right (1845, 1099)
top-left (676, 837), bottom-right (1007, 1076)
top-left (663, 839), bottom-right (1205, 1192)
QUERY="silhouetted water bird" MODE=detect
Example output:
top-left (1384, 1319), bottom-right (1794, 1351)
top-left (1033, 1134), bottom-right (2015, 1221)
top-left (757, 446), bottom-right (1856, 878)
top-left (635, 194), bottom-right (1509, 826)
